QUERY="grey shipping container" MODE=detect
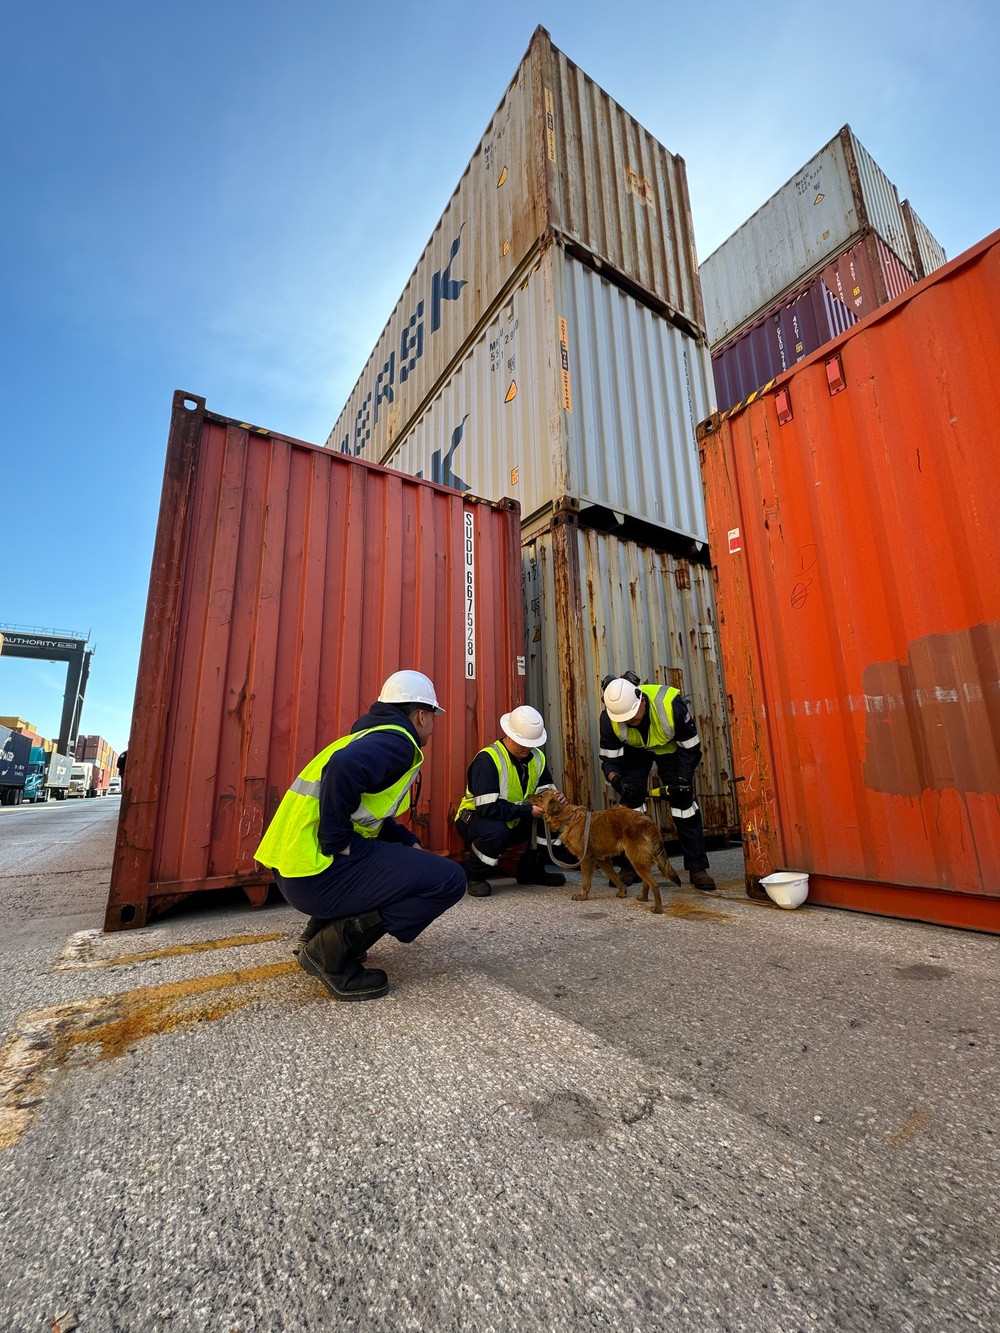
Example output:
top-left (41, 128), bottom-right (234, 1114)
top-left (380, 245), bottom-right (712, 541)
top-left (700, 125), bottom-right (930, 346)
top-left (901, 199), bottom-right (947, 280)
top-left (521, 516), bottom-right (737, 840)
top-left (326, 25), bottom-right (703, 469)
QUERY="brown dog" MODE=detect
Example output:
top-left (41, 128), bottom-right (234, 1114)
top-left (535, 789), bottom-right (681, 913)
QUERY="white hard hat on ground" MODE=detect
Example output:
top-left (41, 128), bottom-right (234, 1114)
top-left (378, 670), bottom-right (445, 713)
top-left (500, 705), bottom-right (546, 747)
top-left (603, 677), bottom-right (643, 723)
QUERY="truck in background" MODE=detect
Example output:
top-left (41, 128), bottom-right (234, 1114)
top-left (68, 762), bottom-right (94, 798)
top-left (0, 724), bottom-right (32, 805)
top-left (23, 746), bottom-right (49, 802)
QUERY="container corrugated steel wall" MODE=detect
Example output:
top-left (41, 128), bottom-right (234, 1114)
top-left (845, 131), bottom-right (913, 278)
top-left (325, 26), bottom-right (702, 468)
top-left (383, 248), bottom-right (711, 541)
top-left (710, 232), bottom-right (917, 413)
top-left (522, 516), bottom-right (736, 839)
top-left (544, 43), bottom-right (702, 330)
top-left (45, 753), bottom-right (72, 788)
top-left (106, 392), bottom-right (525, 931)
top-left (700, 126), bottom-right (915, 346)
top-left (698, 229), bottom-right (1000, 933)
top-left (902, 199), bottom-right (947, 279)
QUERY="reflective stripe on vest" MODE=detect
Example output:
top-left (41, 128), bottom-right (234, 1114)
top-left (613, 684), bottom-right (680, 755)
top-left (254, 724), bottom-right (422, 877)
top-left (456, 742), bottom-right (545, 828)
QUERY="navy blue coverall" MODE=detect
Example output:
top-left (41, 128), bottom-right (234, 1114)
top-left (273, 702), bottom-right (466, 942)
top-left (598, 696), bottom-right (710, 873)
top-left (456, 748), bottom-right (557, 868)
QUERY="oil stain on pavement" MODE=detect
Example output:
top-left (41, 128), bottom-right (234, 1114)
top-left (0, 957), bottom-right (298, 1150)
top-left (52, 928), bottom-right (289, 971)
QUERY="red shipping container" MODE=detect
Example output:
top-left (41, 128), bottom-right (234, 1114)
top-left (106, 393), bottom-right (524, 931)
top-left (698, 230), bottom-right (1000, 933)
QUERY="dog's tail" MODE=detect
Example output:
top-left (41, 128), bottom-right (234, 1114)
top-left (654, 843), bottom-right (682, 887)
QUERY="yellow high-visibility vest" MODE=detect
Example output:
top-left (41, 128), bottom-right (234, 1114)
top-left (255, 725), bottom-right (422, 877)
top-left (456, 741), bottom-right (546, 829)
top-left (613, 684), bottom-right (681, 755)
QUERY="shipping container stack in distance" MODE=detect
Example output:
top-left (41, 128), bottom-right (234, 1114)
top-left (73, 734), bottom-right (119, 798)
top-left (698, 229), bottom-right (1000, 934)
top-left (700, 126), bottom-right (947, 414)
top-left (323, 25), bottom-right (738, 837)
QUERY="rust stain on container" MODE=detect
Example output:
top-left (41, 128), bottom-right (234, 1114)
top-left (107, 393), bottom-right (524, 930)
top-left (863, 624), bottom-right (1000, 796)
top-left (700, 229), bottom-right (1000, 933)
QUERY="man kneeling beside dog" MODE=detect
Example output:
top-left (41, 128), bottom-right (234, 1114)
top-left (455, 705), bottom-right (567, 896)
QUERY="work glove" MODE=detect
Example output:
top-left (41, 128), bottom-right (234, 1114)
top-left (619, 782), bottom-right (648, 808)
top-left (607, 772), bottom-right (623, 794)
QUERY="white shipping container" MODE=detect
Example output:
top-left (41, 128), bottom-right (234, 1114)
top-left (901, 199), bottom-right (947, 280)
top-left (326, 25), bottom-right (702, 466)
top-left (378, 247), bottom-right (712, 542)
top-left (700, 126), bottom-right (918, 346)
top-left (522, 519), bottom-right (736, 837)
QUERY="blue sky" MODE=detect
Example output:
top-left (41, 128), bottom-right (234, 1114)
top-left (2, 0), bottom-right (997, 754)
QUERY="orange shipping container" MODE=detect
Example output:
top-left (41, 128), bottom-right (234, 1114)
top-left (107, 392), bottom-right (524, 931)
top-left (698, 230), bottom-right (1000, 933)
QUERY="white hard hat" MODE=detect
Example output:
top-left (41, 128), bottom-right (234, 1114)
top-left (378, 669), bottom-right (445, 713)
top-left (500, 705), bottom-right (546, 747)
top-left (603, 677), bottom-right (643, 723)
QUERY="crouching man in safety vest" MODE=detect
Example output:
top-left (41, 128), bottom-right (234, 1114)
top-left (455, 705), bottom-right (566, 897)
top-left (255, 670), bottom-right (467, 1001)
top-left (600, 677), bottom-right (716, 892)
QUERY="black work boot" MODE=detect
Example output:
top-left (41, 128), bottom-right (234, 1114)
top-left (515, 849), bottom-right (566, 887)
top-left (292, 916), bottom-right (334, 957)
top-left (298, 914), bottom-right (389, 1001)
top-left (690, 870), bottom-right (717, 892)
top-left (347, 909), bottom-right (388, 958)
top-left (465, 854), bottom-right (493, 897)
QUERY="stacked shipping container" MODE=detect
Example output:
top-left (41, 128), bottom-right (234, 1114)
top-left (701, 126), bottom-right (946, 413)
top-left (325, 26), bottom-right (737, 831)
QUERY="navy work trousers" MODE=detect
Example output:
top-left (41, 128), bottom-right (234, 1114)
top-left (456, 813), bottom-right (533, 865)
top-left (613, 751), bottom-right (709, 872)
top-left (275, 837), bottom-right (466, 944)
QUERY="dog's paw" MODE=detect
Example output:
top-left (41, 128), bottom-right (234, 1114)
top-left (570, 892), bottom-right (589, 902)
top-left (651, 905), bottom-right (664, 914)
top-left (615, 887), bottom-right (628, 898)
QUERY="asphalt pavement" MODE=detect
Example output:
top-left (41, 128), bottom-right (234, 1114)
top-left (0, 799), bottom-right (997, 1331)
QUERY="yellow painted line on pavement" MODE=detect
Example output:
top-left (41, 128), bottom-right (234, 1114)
top-left (1, 959), bottom-right (300, 1151)
top-left (53, 928), bottom-right (289, 971)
